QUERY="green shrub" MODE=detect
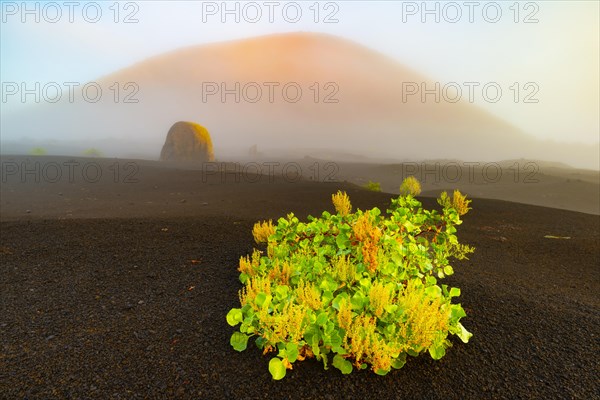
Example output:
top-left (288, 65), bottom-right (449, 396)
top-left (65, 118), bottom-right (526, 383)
top-left (364, 181), bottom-right (382, 192)
top-left (399, 175), bottom-right (421, 196)
top-left (227, 179), bottom-right (474, 379)
top-left (29, 147), bottom-right (47, 156)
top-left (83, 148), bottom-right (103, 157)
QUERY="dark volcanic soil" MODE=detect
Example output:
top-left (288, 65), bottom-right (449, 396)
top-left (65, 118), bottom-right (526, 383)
top-left (1, 157), bottom-right (599, 399)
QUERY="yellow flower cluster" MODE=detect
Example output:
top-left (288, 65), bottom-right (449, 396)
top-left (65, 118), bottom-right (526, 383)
top-left (238, 276), bottom-right (272, 310)
top-left (331, 255), bottom-right (357, 284)
top-left (439, 190), bottom-right (472, 216)
top-left (344, 315), bottom-right (399, 372)
top-left (336, 298), bottom-right (353, 331)
top-left (295, 280), bottom-right (322, 310)
top-left (451, 190), bottom-right (471, 216)
top-left (252, 220), bottom-right (275, 244)
top-left (332, 191), bottom-right (352, 216)
top-left (368, 281), bottom-right (393, 318)
top-left (338, 280), bottom-right (451, 372)
top-left (238, 249), bottom-right (262, 277)
top-left (259, 302), bottom-right (307, 345)
top-left (397, 281), bottom-right (450, 350)
top-left (352, 213), bottom-right (382, 273)
top-left (268, 260), bottom-right (294, 285)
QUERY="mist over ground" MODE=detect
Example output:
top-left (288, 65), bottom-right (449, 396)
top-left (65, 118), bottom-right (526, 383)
top-left (2, 33), bottom-right (598, 170)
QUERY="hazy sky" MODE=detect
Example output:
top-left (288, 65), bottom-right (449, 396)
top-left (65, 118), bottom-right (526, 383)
top-left (1, 0), bottom-right (599, 144)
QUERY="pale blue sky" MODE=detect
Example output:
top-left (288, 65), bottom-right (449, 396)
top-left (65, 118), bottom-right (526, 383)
top-left (1, 0), bottom-right (599, 143)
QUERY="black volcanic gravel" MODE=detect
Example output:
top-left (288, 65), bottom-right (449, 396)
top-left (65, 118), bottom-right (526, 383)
top-left (1, 188), bottom-right (599, 399)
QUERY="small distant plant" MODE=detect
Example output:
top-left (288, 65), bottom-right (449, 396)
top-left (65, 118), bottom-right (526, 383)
top-left (83, 148), bottom-right (103, 157)
top-left (227, 177), bottom-right (474, 379)
top-left (364, 181), bottom-right (382, 192)
top-left (399, 175), bottom-right (421, 196)
top-left (29, 147), bottom-right (47, 156)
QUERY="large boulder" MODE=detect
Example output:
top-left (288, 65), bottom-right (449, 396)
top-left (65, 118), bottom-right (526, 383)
top-left (160, 121), bottom-right (215, 162)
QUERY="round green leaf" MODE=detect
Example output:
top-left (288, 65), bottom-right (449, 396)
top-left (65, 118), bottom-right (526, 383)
top-left (391, 353), bottom-right (407, 369)
top-left (226, 308), bottom-right (243, 326)
top-left (424, 285), bottom-right (442, 298)
top-left (275, 285), bottom-right (289, 300)
top-left (255, 292), bottom-right (271, 309)
top-left (336, 233), bottom-right (350, 249)
top-left (428, 344), bottom-right (446, 360)
top-left (332, 354), bottom-right (353, 374)
top-left (286, 343), bottom-right (299, 363)
top-left (230, 332), bottom-right (249, 352)
top-left (255, 336), bottom-right (267, 349)
top-left (316, 312), bottom-right (329, 326)
top-left (351, 292), bottom-right (366, 311)
top-left (269, 358), bottom-right (287, 380)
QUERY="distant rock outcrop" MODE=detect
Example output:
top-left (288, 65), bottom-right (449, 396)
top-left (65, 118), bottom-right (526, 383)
top-left (160, 121), bottom-right (214, 162)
